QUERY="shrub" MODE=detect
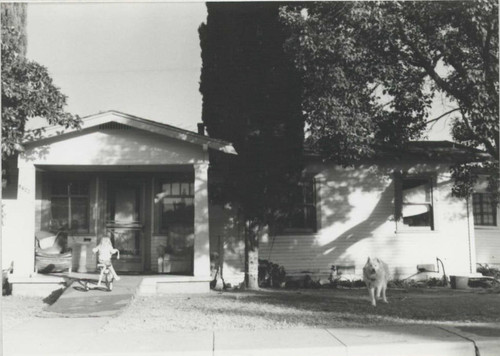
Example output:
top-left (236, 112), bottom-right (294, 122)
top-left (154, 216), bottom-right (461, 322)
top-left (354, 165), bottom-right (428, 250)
top-left (388, 277), bottom-right (448, 289)
top-left (258, 259), bottom-right (286, 288)
top-left (477, 264), bottom-right (500, 279)
top-left (2, 270), bottom-right (12, 296)
top-left (330, 278), bottom-right (365, 289)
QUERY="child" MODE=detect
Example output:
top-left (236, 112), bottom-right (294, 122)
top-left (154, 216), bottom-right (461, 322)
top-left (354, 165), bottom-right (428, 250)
top-left (92, 233), bottom-right (121, 286)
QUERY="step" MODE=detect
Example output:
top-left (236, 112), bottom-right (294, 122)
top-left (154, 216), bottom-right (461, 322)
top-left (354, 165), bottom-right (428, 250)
top-left (138, 275), bottom-right (212, 295)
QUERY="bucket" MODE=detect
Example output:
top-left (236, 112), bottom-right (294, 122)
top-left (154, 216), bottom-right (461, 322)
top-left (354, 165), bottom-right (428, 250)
top-left (450, 275), bottom-right (469, 289)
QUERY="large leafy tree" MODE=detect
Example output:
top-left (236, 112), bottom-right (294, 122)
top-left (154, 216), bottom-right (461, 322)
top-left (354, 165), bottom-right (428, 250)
top-left (199, 2), bottom-right (304, 289)
top-left (1, 4), bottom-right (81, 163)
top-left (280, 1), bottom-right (498, 198)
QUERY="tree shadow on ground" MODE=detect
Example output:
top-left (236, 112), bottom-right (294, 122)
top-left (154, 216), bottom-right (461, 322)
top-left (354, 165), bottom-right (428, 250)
top-left (194, 288), bottom-right (500, 325)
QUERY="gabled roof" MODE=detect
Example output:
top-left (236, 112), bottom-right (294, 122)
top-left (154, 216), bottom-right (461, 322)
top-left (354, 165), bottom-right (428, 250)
top-left (28, 110), bottom-right (236, 154)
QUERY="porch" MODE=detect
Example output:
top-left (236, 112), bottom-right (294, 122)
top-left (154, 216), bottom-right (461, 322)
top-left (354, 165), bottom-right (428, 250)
top-left (5, 111), bottom-right (236, 295)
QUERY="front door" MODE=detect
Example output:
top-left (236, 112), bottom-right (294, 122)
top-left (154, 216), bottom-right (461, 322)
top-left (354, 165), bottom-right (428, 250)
top-left (105, 180), bottom-right (145, 272)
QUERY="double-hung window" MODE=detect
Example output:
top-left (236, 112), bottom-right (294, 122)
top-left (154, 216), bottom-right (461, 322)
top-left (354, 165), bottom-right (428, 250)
top-left (398, 176), bottom-right (434, 230)
top-left (286, 177), bottom-right (317, 232)
top-left (51, 180), bottom-right (90, 233)
top-left (473, 193), bottom-right (497, 226)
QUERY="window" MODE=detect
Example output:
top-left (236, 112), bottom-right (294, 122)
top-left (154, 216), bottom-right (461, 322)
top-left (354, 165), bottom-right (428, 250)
top-left (156, 175), bottom-right (195, 255)
top-left (51, 180), bottom-right (90, 233)
top-left (286, 177), bottom-right (317, 232)
top-left (473, 193), bottom-right (497, 226)
top-left (398, 176), bottom-right (434, 230)
top-left (157, 176), bottom-right (194, 234)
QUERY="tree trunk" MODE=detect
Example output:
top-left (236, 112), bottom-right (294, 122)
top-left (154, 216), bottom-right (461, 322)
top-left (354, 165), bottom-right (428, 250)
top-left (245, 219), bottom-right (261, 289)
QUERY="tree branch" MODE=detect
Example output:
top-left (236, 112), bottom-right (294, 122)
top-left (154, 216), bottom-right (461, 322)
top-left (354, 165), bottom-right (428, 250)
top-left (482, 16), bottom-right (499, 104)
top-left (395, 20), bottom-right (471, 106)
top-left (460, 108), bottom-right (498, 160)
top-left (420, 108), bottom-right (461, 127)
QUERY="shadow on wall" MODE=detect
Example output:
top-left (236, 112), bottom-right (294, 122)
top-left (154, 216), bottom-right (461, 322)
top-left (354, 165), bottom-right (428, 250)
top-left (260, 164), bottom-right (397, 273)
top-left (85, 129), bottom-right (203, 165)
top-left (209, 202), bottom-right (245, 280)
top-left (20, 145), bottom-right (50, 162)
top-left (21, 126), bottom-right (206, 166)
top-left (318, 165), bottom-right (393, 228)
top-left (317, 180), bottom-right (395, 264)
top-left (265, 163), bottom-right (472, 276)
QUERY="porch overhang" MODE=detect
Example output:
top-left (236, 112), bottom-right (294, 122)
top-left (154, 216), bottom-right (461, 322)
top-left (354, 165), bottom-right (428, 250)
top-left (9, 111), bottom-right (224, 293)
top-left (25, 110), bottom-right (236, 155)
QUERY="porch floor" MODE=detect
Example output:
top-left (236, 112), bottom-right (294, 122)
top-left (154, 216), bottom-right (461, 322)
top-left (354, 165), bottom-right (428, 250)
top-left (8, 272), bottom-right (212, 297)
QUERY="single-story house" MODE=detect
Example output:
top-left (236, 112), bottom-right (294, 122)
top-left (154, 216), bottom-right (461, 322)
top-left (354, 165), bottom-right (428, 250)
top-left (2, 111), bottom-right (498, 295)
top-left (2, 111), bottom-right (239, 295)
top-left (259, 142), bottom-right (499, 283)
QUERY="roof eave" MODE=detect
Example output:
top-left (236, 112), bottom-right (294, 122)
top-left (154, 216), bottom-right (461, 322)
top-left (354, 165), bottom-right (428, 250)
top-left (25, 111), bottom-right (237, 155)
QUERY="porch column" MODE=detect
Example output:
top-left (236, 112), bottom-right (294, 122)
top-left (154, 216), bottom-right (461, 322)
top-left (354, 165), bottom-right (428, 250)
top-left (193, 162), bottom-right (210, 278)
top-left (14, 163), bottom-right (37, 276)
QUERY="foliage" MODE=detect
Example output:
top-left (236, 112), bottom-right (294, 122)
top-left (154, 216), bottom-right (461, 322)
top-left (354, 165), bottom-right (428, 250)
top-left (330, 278), bottom-right (365, 289)
top-left (477, 263), bottom-right (500, 279)
top-left (2, 262), bottom-right (13, 296)
top-left (387, 277), bottom-right (448, 289)
top-left (258, 259), bottom-right (286, 288)
top-left (1, 23), bottom-right (81, 161)
top-left (199, 3), bottom-right (304, 288)
top-left (280, 1), bottom-right (499, 197)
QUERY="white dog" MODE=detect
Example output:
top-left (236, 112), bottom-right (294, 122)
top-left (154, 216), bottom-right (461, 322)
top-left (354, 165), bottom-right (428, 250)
top-left (363, 257), bottom-right (389, 307)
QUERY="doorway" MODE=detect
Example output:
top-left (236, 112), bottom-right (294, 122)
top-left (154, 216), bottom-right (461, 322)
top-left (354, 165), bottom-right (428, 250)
top-left (105, 179), bottom-right (145, 272)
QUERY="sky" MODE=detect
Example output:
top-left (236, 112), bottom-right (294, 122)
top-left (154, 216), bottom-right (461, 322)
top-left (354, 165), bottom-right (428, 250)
top-left (26, 2), bottom-right (452, 140)
top-left (27, 2), bottom-right (207, 132)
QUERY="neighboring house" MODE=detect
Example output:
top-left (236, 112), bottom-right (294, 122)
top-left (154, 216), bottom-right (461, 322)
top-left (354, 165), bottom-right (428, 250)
top-left (259, 142), bottom-right (494, 281)
top-left (2, 111), bottom-right (238, 295)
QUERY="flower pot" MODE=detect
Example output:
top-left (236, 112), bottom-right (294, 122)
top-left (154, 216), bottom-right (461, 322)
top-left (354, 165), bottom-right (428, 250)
top-left (450, 275), bottom-right (469, 289)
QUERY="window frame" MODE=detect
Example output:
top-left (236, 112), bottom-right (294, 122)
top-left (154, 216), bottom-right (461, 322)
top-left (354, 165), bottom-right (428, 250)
top-left (396, 174), bottom-right (435, 232)
top-left (156, 174), bottom-right (195, 235)
top-left (472, 192), bottom-right (497, 227)
top-left (282, 176), bottom-right (318, 234)
top-left (50, 179), bottom-right (91, 234)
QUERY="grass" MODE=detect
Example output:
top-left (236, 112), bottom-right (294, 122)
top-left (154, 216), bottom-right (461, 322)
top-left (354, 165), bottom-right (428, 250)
top-left (3, 287), bottom-right (500, 332)
top-left (102, 287), bottom-right (500, 332)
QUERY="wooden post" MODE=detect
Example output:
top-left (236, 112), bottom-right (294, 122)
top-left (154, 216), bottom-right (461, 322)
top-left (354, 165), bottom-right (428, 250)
top-left (15, 164), bottom-right (37, 276)
top-left (193, 162), bottom-right (210, 278)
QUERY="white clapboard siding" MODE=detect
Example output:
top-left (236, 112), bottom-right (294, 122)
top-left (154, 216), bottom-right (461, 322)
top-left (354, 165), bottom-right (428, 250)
top-left (261, 163), bottom-right (475, 280)
top-left (475, 228), bottom-right (500, 267)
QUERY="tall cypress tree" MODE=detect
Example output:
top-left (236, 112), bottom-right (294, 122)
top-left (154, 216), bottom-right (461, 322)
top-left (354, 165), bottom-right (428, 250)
top-left (199, 2), bottom-right (304, 289)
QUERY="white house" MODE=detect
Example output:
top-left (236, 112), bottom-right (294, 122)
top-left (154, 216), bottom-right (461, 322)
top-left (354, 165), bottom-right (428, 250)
top-left (258, 142), bottom-right (497, 282)
top-left (2, 112), bottom-right (497, 296)
top-left (2, 111), bottom-right (238, 295)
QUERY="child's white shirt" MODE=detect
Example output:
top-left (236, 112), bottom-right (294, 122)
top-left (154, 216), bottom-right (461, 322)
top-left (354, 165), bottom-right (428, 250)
top-left (93, 246), bottom-right (118, 263)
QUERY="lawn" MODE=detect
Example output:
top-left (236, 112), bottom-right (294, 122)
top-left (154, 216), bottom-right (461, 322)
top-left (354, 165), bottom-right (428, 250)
top-left (102, 287), bottom-right (500, 332)
top-left (3, 287), bottom-right (499, 332)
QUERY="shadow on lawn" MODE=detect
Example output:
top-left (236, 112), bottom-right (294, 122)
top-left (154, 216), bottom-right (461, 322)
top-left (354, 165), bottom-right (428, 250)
top-left (200, 288), bottom-right (500, 325)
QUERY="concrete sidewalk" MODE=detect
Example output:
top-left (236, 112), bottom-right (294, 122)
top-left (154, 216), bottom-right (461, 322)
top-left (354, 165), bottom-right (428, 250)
top-left (4, 319), bottom-right (500, 356)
